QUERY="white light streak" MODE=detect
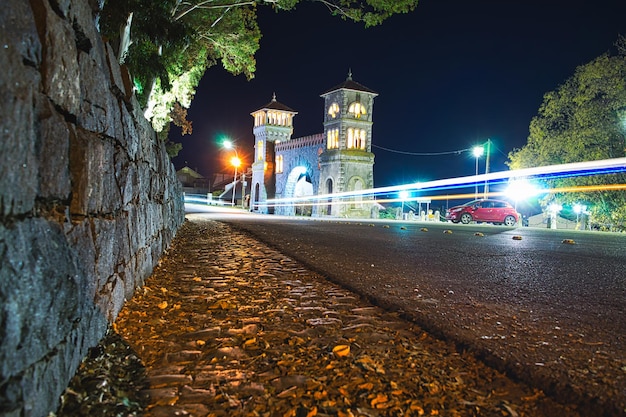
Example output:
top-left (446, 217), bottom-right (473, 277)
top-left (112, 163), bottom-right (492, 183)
top-left (263, 158), bottom-right (626, 207)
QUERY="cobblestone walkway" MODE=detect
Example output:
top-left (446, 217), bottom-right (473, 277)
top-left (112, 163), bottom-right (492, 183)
top-left (113, 219), bottom-right (580, 416)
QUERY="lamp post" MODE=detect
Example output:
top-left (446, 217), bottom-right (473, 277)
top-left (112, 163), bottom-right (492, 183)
top-left (483, 139), bottom-right (491, 198)
top-left (230, 156), bottom-right (241, 206)
top-left (399, 190), bottom-right (409, 219)
top-left (574, 203), bottom-right (587, 230)
top-left (223, 140), bottom-right (241, 207)
top-left (472, 146), bottom-right (484, 199)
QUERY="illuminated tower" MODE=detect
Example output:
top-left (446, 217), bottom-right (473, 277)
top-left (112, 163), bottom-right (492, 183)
top-left (250, 94), bottom-right (297, 213)
top-left (319, 72), bottom-right (377, 217)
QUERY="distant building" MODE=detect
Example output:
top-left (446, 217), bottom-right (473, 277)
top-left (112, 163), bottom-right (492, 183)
top-left (176, 166), bottom-right (209, 193)
top-left (250, 73), bottom-right (379, 218)
top-left (214, 168), bottom-right (252, 207)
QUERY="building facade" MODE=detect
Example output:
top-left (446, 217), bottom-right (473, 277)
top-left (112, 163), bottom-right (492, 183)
top-left (250, 73), bottom-right (378, 218)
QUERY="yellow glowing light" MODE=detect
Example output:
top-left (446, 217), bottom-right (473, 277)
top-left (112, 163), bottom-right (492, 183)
top-left (230, 156), bottom-right (241, 168)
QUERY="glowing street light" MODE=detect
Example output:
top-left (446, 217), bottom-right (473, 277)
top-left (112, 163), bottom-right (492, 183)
top-left (574, 203), bottom-right (587, 230)
top-left (548, 202), bottom-right (562, 229)
top-left (399, 190), bottom-right (409, 216)
top-left (222, 140), bottom-right (241, 207)
top-left (505, 178), bottom-right (538, 210)
top-left (472, 146), bottom-right (484, 199)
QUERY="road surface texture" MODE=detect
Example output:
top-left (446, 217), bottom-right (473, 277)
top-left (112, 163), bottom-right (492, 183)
top-left (216, 212), bottom-right (626, 417)
top-left (55, 215), bottom-right (624, 416)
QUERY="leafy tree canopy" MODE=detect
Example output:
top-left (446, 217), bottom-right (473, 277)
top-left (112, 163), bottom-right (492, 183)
top-left (99, 0), bottom-right (419, 155)
top-left (507, 36), bottom-right (626, 229)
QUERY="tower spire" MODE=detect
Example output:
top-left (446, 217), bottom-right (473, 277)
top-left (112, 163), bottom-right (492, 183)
top-left (347, 68), bottom-right (352, 80)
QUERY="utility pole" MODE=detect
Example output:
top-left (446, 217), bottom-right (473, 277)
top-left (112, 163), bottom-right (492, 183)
top-left (483, 139), bottom-right (491, 198)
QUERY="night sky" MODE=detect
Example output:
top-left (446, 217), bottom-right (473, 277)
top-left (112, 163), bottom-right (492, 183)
top-left (171, 0), bottom-right (626, 189)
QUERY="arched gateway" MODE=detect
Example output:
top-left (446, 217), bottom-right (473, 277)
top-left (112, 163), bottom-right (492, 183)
top-left (250, 73), bottom-right (378, 218)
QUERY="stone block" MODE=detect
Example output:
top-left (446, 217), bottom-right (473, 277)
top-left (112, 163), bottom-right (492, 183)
top-left (91, 217), bottom-right (116, 289)
top-left (113, 211), bottom-right (131, 266)
top-left (105, 42), bottom-right (127, 99)
top-left (0, 219), bottom-right (81, 378)
top-left (124, 205), bottom-right (140, 255)
top-left (64, 217), bottom-right (97, 299)
top-left (120, 102), bottom-right (140, 161)
top-left (66, 0), bottom-right (102, 56)
top-left (77, 50), bottom-right (122, 138)
top-left (69, 128), bottom-right (121, 215)
top-left (31, 0), bottom-right (81, 115)
top-left (121, 165), bottom-right (138, 206)
top-left (0, 8), bottom-right (40, 216)
top-left (95, 273), bottom-right (124, 322)
top-left (137, 161), bottom-right (153, 204)
top-left (1, 0), bottom-right (41, 67)
top-left (35, 94), bottom-right (72, 200)
top-left (0, 89), bottom-right (38, 216)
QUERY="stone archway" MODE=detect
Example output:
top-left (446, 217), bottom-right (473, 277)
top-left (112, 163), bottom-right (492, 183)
top-left (324, 178), bottom-right (333, 216)
top-left (280, 166), bottom-right (314, 216)
top-left (253, 182), bottom-right (260, 211)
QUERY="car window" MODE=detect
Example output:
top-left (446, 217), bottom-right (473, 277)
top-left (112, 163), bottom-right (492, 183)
top-left (481, 201), bottom-right (493, 208)
top-left (493, 201), bottom-right (506, 208)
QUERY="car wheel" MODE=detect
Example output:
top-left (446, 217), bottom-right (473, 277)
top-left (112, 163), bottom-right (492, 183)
top-left (460, 213), bottom-right (472, 224)
top-left (504, 215), bottom-right (516, 226)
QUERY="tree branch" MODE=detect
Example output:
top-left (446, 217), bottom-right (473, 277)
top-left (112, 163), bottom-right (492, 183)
top-left (173, 0), bottom-right (261, 21)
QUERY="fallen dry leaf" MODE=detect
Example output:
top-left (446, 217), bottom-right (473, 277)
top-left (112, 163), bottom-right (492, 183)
top-left (333, 344), bottom-right (351, 357)
top-left (371, 393), bottom-right (389, 408)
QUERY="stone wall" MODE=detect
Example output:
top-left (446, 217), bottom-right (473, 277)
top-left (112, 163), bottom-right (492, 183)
top-left (0, 1), bottom-right (185, 415)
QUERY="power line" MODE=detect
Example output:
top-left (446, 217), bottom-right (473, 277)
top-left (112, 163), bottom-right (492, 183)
top-left (372, 144), bottom-right (472, 156)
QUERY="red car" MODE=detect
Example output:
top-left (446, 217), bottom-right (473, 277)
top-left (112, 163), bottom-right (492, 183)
top-left (445, 199), bottom-right (519, 226)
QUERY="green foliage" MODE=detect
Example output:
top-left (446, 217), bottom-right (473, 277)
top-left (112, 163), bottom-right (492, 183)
top-left (166, 141), bottom-right (183, 158)
top-left (100, 0), bottom-right (262, 131)
top-left (99, 0), bottom-right (419, 139)
top-left (379, 207), bottom-right (397, 219)
top-left (508, 37), bottom-right (626, 229)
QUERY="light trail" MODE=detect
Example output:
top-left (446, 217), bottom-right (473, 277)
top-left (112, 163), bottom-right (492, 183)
top-left (376, 184), bottom-right (626, 205)
top-left (542, 183), bottom-right (626, 194)
top-left (260, 157), bottom-right (626, 208)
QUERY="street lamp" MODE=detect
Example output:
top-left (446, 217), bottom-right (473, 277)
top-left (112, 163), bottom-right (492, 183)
top-left (505, 178), bottom-right (537, 210)
top-left (483, 139), bottom-right (491, 198)
top-left (574, 203), bottom-right (587, 230)
top-left (548, 203), bottom-right (562, 229)
top-left (223, 140), bottom-right (241, 207)
top-left (472, 146), bottom-right (484, 199)
top-left (399, 190), bottom-right (409, 218)
top-left (229, 156), bottom-right (241, 206)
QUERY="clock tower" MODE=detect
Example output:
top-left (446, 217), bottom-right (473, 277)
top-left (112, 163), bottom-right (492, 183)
top-left (318, 72), bottom-right (377, 217)
top-left (250, 94), bottom-right (297, 213)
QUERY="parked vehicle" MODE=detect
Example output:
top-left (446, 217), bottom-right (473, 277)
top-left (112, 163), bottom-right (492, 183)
top-left (445, 199), bottom-right (518, 226)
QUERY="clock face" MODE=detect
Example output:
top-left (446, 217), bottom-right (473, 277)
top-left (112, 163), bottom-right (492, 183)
top-left (328, 102), bottom-right (340, 118)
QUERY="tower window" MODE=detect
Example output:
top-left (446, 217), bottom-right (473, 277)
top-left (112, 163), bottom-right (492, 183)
top-left (348, 101), bottom-right (366, 118)
top-left (276, 155), bottom-right (284, 173)
top-left (327, 129), bottom-right (339, 149)
top-left (253, 112), bottom-right (266, 127)
top-left (347, 128), bottom-right (366, 150)
top-left (328, 102), bottom-right (340, 118)
top-left (257, 140), bottom-right (264, 160)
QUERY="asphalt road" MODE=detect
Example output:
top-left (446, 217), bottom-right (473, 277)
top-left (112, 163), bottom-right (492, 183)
top-left (187, 209), bottom-right (626, 416)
